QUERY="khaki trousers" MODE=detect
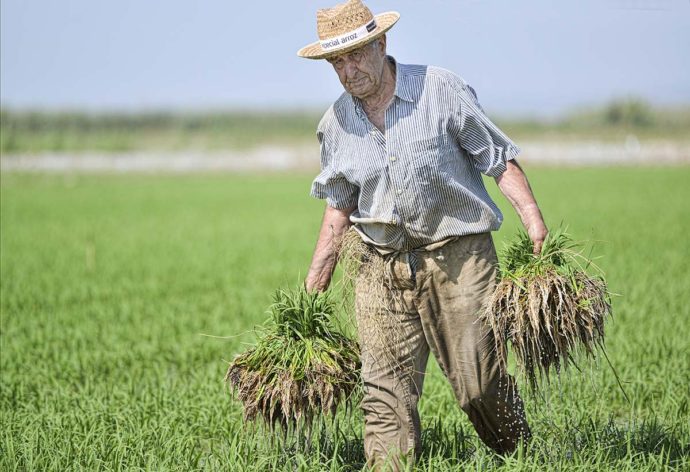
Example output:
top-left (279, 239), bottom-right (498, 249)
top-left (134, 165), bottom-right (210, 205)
top-left (354, 233), bottom-right (530, 470)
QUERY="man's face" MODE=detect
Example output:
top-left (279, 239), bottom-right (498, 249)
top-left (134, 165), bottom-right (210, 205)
top-left (326, 36), bottom-right (387, 100)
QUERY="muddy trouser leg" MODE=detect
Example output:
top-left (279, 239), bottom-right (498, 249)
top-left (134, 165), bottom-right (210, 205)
top-left (355, 252), bottom-right (429, 471)
top-left (415, 233), bottom-right (531, 454)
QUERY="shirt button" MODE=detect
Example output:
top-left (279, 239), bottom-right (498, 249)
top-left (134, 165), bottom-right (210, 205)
top-left (389, 156), bottom-right (397, 162)
top-left (405, 222), bottom-right (411, 228)
top-left (396, 189), bottom-right (403, 195)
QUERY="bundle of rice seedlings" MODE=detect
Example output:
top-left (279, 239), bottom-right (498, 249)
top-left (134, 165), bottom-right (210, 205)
top-left (481, 227), bottom-right (613, 390)
top-left (224, 286), bottom-right (361, 431)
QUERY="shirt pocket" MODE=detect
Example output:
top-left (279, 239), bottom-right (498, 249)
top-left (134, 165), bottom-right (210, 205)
top-left (407, 133), bottom-right (452, 185)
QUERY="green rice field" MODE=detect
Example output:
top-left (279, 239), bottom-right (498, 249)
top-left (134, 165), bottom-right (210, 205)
top-left (1, 168), bottom-right (689, 470)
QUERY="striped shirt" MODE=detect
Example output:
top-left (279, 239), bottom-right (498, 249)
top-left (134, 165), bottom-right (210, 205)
top-left (310, 56), bottom-right (520, 251)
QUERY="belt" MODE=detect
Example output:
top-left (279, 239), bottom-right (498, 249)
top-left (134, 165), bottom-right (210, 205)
top-left (365, 235), bottom-right (461, 283)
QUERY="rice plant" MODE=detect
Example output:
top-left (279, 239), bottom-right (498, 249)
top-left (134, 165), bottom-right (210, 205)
top-left (481, 226), bottom-right (613, 390)
top-left (224, 286), bottom-right (361, 432)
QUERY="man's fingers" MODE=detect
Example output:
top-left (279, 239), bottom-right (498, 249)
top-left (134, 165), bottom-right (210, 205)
top-left (533, 240), bottom-right (543, 255)
top-left (529, 224), bottom-right (548, 255)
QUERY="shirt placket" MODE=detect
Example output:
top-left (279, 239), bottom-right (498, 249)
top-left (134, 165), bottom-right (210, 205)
top-left (384, 100), bottom-right (414, 251)
top-left (354, 97), bottom-right (410, 251)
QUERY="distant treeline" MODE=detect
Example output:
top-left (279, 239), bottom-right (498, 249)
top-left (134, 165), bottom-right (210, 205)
top-left (506, 99), bottom-right (690, 138)
top-left (2, 99), bottom-right (688, 153)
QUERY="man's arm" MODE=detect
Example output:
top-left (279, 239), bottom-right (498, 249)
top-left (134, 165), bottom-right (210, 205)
top-left (304, 204), bottom-right (357, 292)
top-left (495, 159), bottom-right (548, 254)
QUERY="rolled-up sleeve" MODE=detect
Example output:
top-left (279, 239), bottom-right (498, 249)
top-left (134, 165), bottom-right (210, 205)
top-left (310, 130), bottom-right (359, 209)
top-left (449, 81), bottom-right (520, 177)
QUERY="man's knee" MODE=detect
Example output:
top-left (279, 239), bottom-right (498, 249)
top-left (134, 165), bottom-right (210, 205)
top-left (458, 387), bottom-right (492, 413)
top-left (361, 390), bottom-right (403, 431)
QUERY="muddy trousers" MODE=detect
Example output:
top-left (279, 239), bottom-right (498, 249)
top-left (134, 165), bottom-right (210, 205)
top-left (354, 233), bottom-right (531, 470)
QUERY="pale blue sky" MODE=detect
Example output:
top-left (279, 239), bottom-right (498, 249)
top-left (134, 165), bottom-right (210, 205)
top-left (1, 0), bottom-right (689, 116)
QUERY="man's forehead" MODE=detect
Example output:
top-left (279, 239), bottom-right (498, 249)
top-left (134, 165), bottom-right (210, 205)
top-left (327, 40), bottom-right (378, 62)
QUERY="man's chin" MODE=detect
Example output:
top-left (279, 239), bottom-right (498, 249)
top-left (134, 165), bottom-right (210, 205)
top-left (347, 84), bottom-right (372, 98)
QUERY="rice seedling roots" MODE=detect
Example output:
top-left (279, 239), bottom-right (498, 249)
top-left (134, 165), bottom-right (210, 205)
top-left (336, 228), bottom-right (414, 377)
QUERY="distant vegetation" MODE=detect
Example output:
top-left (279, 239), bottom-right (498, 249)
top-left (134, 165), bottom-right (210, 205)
top-left (1, 99), bottom-right (688, 154)
top-left (505, 99), bottom-right (690, 141)
top-left (0, 110), bottom-right (322, 153)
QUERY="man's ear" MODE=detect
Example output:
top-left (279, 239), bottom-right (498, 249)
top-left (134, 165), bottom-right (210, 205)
top-left (377, 34), bottom-right (387, 55)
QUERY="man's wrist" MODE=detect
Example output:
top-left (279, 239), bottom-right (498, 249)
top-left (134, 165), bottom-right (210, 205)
top-left (304, 272), bottom-right (330, 293)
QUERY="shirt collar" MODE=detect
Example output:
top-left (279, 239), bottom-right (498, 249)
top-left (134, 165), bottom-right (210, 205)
top-left (351, 55), bottom-right (415, 116)
top-left (388, 56), bottom-right (415, 103)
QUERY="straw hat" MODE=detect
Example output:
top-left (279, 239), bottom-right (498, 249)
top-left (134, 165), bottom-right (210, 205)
top-left (297, 0), bottom-right (400, 60)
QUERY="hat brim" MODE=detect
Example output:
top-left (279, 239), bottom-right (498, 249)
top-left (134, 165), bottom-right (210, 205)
top-left (297, 11), bottom-right (400, 60)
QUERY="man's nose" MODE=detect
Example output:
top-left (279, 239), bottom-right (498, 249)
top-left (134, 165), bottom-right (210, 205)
top-left (344, 62), bottom-right (359, 79)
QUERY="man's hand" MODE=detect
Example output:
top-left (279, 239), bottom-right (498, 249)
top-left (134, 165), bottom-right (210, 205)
top-left (304, 204), bottom-right (356, 292)
top-left (495, 160), bottom-right (548, 254)
top-left (527, 219), bottom-right (549, 255)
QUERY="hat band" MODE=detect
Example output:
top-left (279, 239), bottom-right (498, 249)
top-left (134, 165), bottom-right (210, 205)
top-left (319, 19), bottom-right (377, 52)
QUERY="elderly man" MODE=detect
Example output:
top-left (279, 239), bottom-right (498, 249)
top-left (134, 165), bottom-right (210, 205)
top-left (299, 0), bottom-right (547, 468)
